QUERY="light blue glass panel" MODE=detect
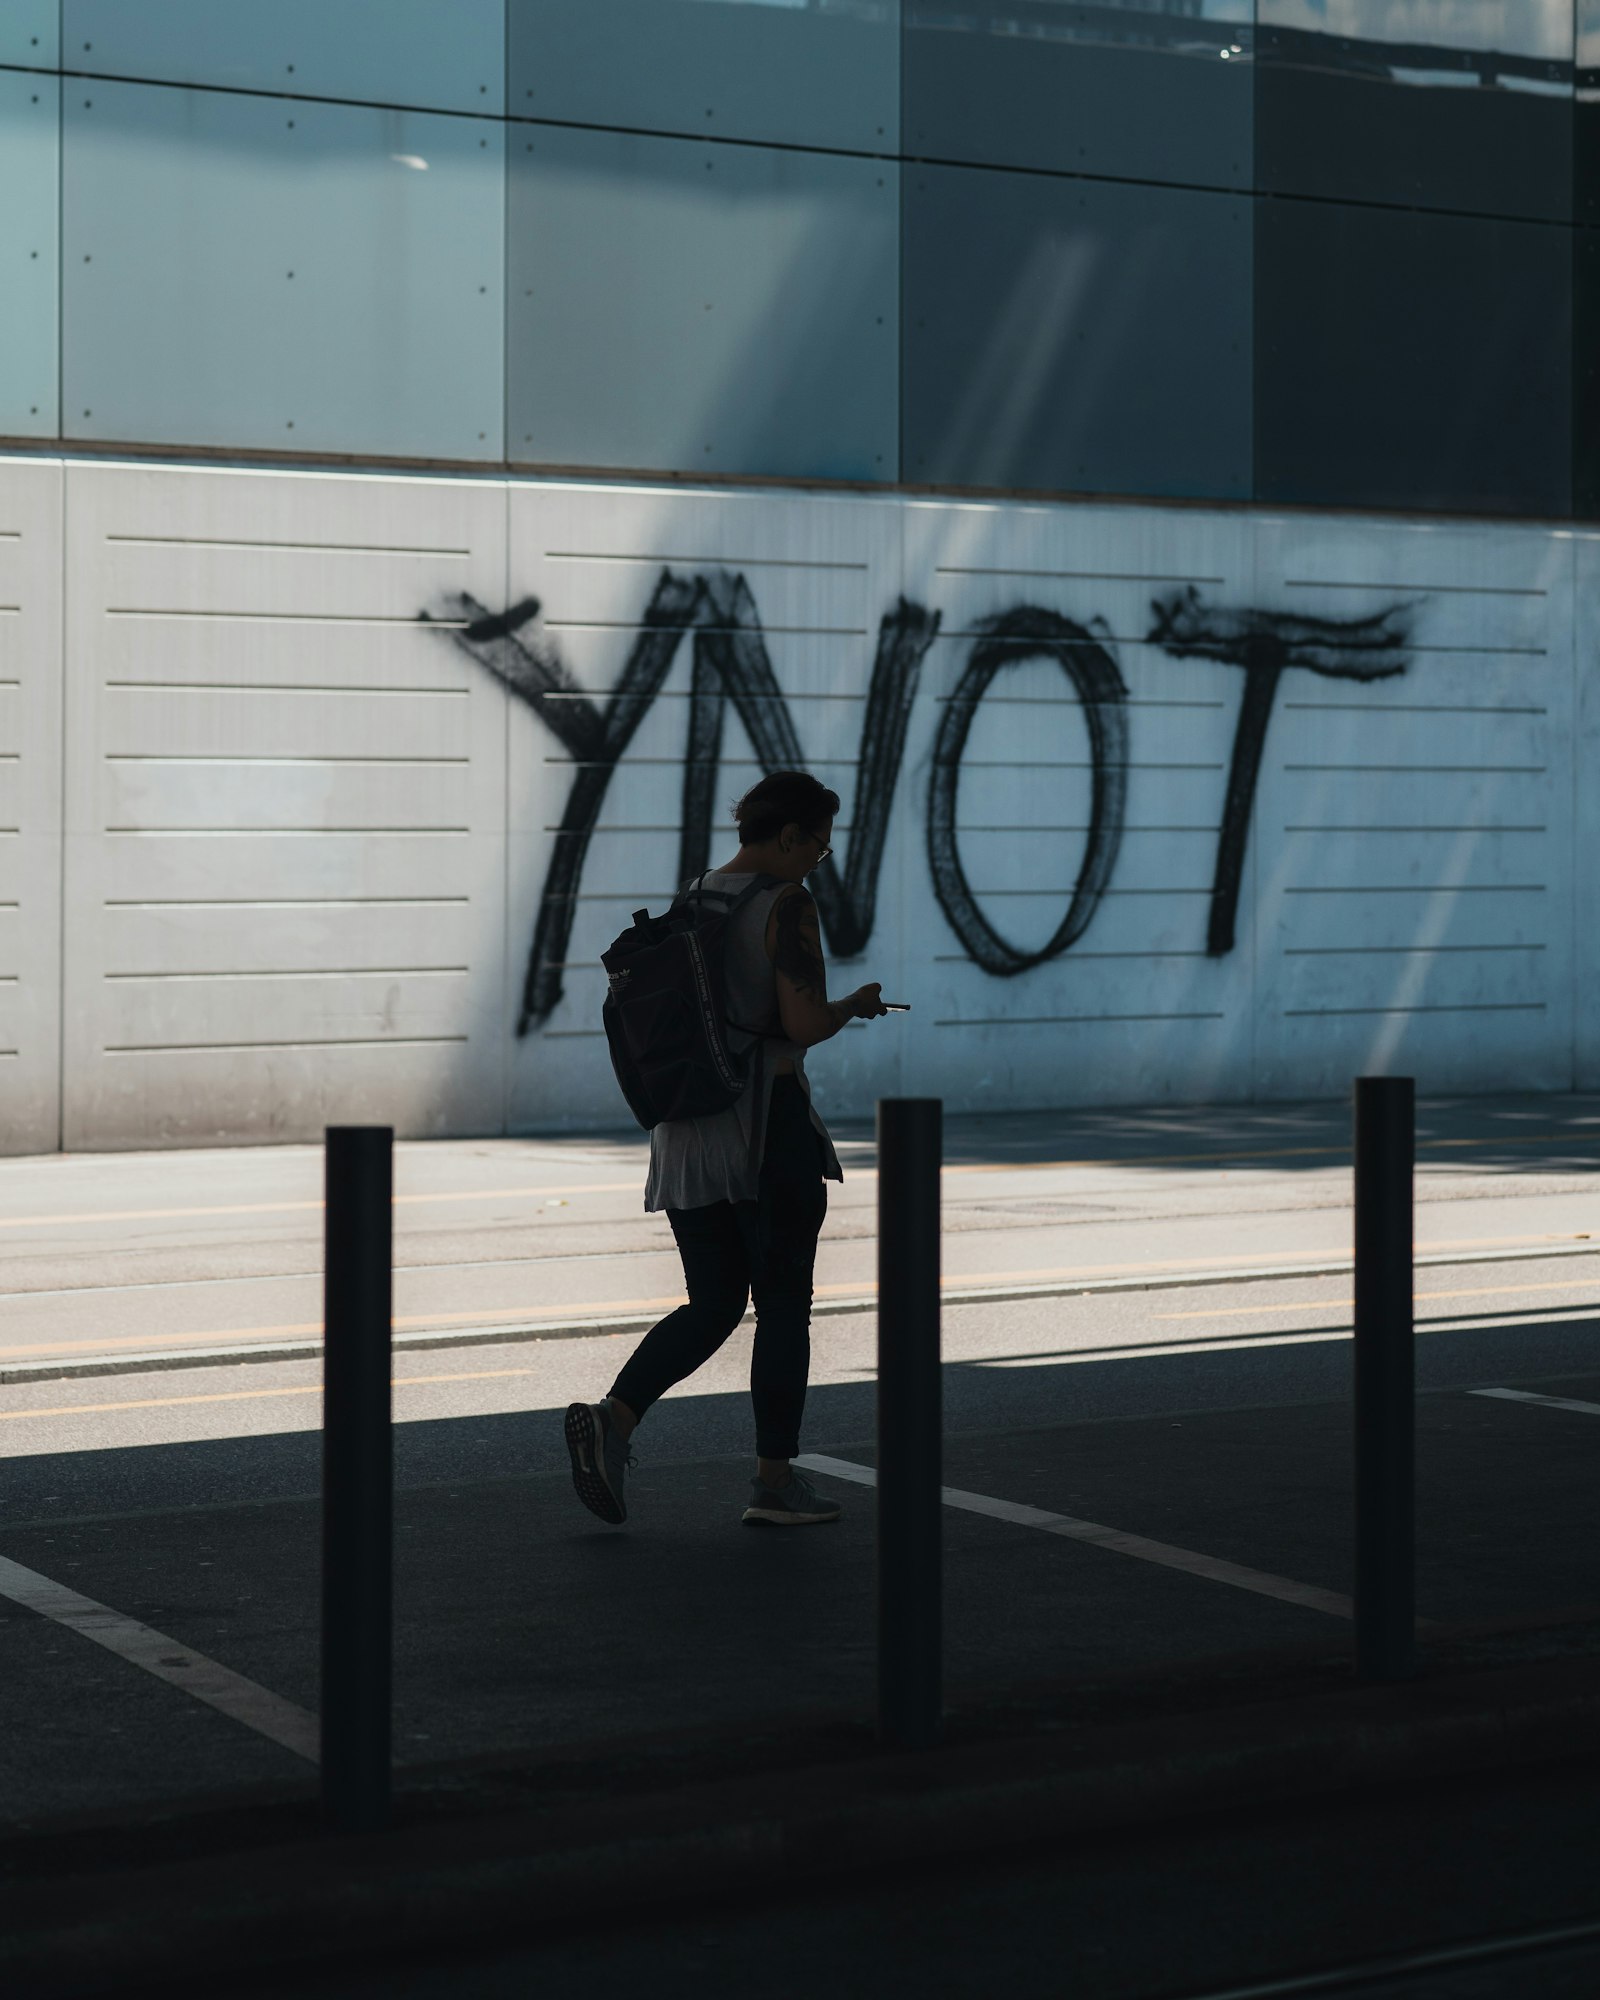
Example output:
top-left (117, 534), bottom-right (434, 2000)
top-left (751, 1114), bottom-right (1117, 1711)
top-left (0, 0), bottom-right (58, 68)
top-left (508, 126), bottom-right (897, 480)
top-left (510, 0), bottom-right (899, 152)
top-left (63, 81), bottom-right (503, 459)
top-left (0, 71), bottom-right (59, 436)
top-left (64, 0), bottom-right (504, 116)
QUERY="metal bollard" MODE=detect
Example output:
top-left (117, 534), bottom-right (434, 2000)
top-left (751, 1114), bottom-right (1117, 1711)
top-left (321, 1125), bottom-right (394, 1830)
top-left (876, 1097), bottom-right (943, 1749)
top-left (1352, 1077), bottom-right (1416, 1681)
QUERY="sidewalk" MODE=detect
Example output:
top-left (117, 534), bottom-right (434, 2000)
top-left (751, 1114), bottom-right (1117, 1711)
top-left (6, 1090), bottom-right (1600, 1382)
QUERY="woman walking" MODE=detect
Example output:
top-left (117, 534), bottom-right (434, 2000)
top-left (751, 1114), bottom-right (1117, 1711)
top-left (564, 769), bottom-right (890, 1527)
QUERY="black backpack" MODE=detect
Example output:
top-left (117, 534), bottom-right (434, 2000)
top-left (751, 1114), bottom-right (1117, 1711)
top-left (601, 873), bottom-right (777, 1130)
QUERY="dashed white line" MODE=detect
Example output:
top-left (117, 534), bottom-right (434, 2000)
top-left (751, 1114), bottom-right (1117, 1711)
top-left (796, 1455), bottom-right (1352, 1619)
top-left (0, 1555), bottom-right (319, 1761)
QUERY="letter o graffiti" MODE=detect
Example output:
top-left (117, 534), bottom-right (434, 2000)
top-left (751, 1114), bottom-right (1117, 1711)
top-left (927, 608), bottom-right (1129, 976)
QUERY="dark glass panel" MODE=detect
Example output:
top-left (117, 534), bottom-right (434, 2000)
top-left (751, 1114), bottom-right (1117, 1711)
top-left (1574, 228), bottom-right (1600, 515)
top-left (1258, 1), bottom-right (1573, 222)
top-left (1256, 198), bottom-right (1571, 517)
top-left (1578, 3), bottom-right (1600, 225)
top-left (904, 0), bottom-right (1253, 188)
top-left (903, 163), bottom-right (1251, 499)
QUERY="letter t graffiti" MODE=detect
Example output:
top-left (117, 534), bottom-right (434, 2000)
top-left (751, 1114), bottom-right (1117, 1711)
top-left (1148, 588), bottom-right (1416, 956)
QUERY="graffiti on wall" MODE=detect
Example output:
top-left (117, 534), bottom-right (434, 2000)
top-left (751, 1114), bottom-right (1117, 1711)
top-left (421, 573), bottom-right (1414, 1034)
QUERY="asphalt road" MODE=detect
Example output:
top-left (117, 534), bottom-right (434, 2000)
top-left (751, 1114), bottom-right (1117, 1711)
top-left (3, 1094), bottom-right (1599, 1996)
top-left (0, 1092), bottom-right (1596, 1814)
top-left (231, 1763), bottom-right (1600, 2000)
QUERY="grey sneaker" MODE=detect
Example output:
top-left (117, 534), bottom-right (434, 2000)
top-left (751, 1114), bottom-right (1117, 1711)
top-left (564, 1399), bottom-right (634, 1525)
top-left (741, 1468), bottom-right (841, 1527)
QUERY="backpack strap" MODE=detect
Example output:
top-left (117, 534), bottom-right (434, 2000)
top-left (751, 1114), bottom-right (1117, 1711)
top-left (673, 871), bottom-right (779, 917)
top-left (704, 873), bottom-right (787, 1043)
top-left (724, 872), bottom-right (779, 917)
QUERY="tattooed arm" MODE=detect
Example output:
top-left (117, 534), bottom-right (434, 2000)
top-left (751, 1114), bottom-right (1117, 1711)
top-left (768, 886), bottom-right (888, 1048)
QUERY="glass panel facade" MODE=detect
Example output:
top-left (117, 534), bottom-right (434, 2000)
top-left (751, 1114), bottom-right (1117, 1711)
top-left (902, 164), bottom-right (1251, 498)
top-left (1258, 0), bottom-right (1574, 221)
top-left (63, 0), bottom-right (505, 116)
top-left (0, 70), bottom-right (59, 436)
top-left (1255, 199), bottom-right (1571, 516)
top-left (1575, 228), bottom-right (1600, 514)
top-left (509, 0), bottom-right (900, 152)
top-left (904, 0), bottom-right (1253, 188)
top-left (507, 125), bottom-right (898, 479)
top-left (1578, 1), bottom-right (1600, 224)
top-left (3, 2), bottom-right (1588, 515)
top-left (62, 81), bottom-right (504, 459)
top-left (0, 0), bottom-right (59, 68)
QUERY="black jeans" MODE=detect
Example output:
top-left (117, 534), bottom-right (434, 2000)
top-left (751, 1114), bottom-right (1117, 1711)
top-left (609, 1075), bottom-right (828, 1461)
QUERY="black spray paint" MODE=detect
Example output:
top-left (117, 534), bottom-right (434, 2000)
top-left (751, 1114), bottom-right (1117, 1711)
top-left (1146, 587), bottom-right (1414, 955)
top-left (689, 570), bottom-right (940, 957)
top-left (422, 571), bottom-right (703, 1030)
top-left (928, 607), bottom-right (1130, 976)
top-left (428, 569), bottom-right (938, 1032)
top-left (427, 573), bottom-right (1413, 1030)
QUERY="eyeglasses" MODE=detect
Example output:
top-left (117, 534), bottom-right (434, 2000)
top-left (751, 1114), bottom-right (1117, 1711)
top-left (804, 830), bottom-right (833, 864)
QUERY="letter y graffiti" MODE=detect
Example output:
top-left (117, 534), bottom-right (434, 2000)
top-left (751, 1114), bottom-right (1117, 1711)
top-left (422, 572), bottom-right (703, 1030)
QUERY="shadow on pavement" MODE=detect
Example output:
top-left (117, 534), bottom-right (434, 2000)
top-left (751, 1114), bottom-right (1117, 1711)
top-left (1, 1322), bottom-right (1596, 1832)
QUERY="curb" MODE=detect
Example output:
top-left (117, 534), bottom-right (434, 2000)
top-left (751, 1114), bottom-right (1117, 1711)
top-left (8, 1239), bottom-right (1600, 1385)
top-left (6, 1653), bottom-right (1598, 1994)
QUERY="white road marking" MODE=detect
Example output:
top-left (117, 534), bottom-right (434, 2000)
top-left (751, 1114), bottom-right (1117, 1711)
top-left (1472, 1386), bottom-right (1600, 1418)
top-left (970, 1329), bottom-right (1349, 1368)
top-left (796, 1455), bottom-right (1352, 1619)
top-left (0, 1554), bottom-right (319, 1761)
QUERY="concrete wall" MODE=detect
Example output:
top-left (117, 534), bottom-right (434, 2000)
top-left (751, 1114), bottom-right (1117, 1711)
top-left (1, 452), bottom-right (1589, 1149)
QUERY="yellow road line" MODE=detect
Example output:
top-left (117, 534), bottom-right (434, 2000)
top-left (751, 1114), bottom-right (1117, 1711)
top-left (0, 1321), bottom-right (329, 1359)
top-left (0, 1183), bottom-right (643, 1230)
top-left (0, 1297), bottom-right (676, 1361)
top-left (0, 1268), bottom-right (1146, 1360)
top-left (5, 1240), bottom-right (1599, 1362)
top-left (0, 1365), bottom-right (541, 1424)
top-left (1157, 1275), bottom-right (1600, 1322)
